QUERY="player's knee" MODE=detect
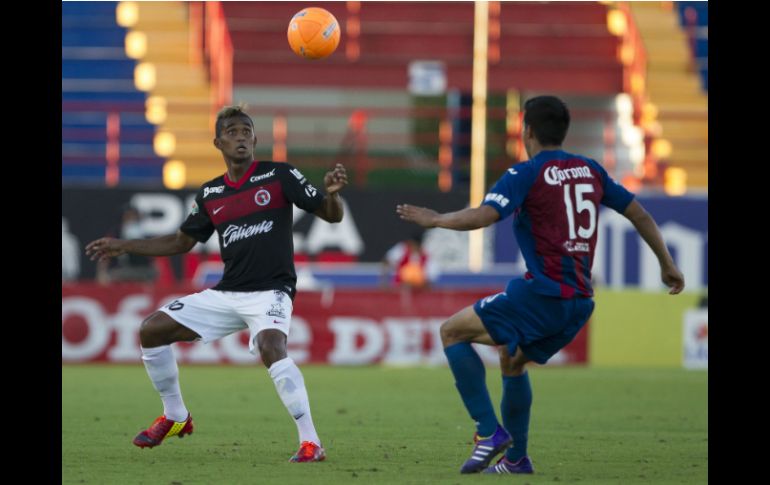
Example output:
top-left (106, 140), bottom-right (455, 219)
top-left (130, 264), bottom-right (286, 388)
top-left (259, 345), bottom-right (287, 368)
top-left (440, 321), bottom-right (462, 346)
top-left (500, 358), bottom-right (527, 376)
top-left (499, 347), bottom-right (528, 376)
top-left (139, 314), bottom-right (167, 347)
top-left (258, 331), bottom-right (288, 367)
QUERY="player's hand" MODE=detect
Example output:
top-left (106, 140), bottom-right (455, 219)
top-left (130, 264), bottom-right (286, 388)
top-left (396, 204), bottom-right (439, 228)
top-left (324, 163), bottom-right (348, 194)
top-left (662, 265), bottom-right (685, 295)
top-left (85, 237), bottom-right (126, 262)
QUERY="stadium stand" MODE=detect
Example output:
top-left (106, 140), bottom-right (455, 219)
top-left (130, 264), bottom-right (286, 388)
top-left (220, 1), bottom-right (643, 188)
top-left (62, 1), bottom-right (706, 193)
top-left (62, 1), bottom-right (165, 186)
top-left (629, 2), bottom-right (707, 189)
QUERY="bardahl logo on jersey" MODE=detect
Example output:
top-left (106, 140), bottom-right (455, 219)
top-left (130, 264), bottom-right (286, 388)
top-left (266, 303), bottom-right (287, 319)
top-left (563, 240), bottom-right (590, 253)
top-left (203, 185), bottom-right (225, 198)
top-left (305, 184), bottom-right (318, 197)
top-left (250, 169), bottom-right (276, 183)
top-left (222, 220), bottom-right (274, 248)
top-left (254, 189), bottom-right (271, 206)
top-left (485, 193), bottom-right (510, 207)
top-left (289, 168), bottom-right (306, 184)
top-left (543, 165), bottom-right (594, 186)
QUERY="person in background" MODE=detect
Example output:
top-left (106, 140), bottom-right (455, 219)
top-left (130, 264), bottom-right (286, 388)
top-left (62, 217), bottom-right (81, 282)
top-left (381, 231), bottom-right (439, 289)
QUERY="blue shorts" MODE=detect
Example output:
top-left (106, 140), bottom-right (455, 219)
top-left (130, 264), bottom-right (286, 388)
top-left (473, 278), bottom-right (595, 364)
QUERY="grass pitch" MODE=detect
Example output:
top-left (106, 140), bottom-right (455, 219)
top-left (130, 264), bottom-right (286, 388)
top-left (62, 365), bottom-right (707, 484)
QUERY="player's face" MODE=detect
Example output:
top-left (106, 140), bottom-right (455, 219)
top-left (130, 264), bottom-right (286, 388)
top-left (215, 116), bottom-right (257, 162)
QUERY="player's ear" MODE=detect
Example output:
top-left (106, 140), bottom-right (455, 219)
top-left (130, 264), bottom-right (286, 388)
top-left (213, 137), bottom-right (221, 149)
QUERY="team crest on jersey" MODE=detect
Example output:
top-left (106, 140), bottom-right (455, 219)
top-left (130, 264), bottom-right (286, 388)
top-left (304, 184), bottom-right (318, 197)
top-left (255, 189), bottom-right (271, 206)
top-left (267, 303), bottom-right (286, 318)
top-left (191, 201), bottom-right (199, 215)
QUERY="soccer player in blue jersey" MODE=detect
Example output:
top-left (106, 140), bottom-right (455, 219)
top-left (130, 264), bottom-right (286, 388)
top-left (397, 95), bottom-right (685, 474)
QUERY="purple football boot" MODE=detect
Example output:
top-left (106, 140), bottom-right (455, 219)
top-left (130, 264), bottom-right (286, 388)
top-left (483, 456), bottom-right (535, 474)
top-left (459, 424), bottom-right (512, 473)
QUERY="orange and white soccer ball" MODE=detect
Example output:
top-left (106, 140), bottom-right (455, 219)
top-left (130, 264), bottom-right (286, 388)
top-left (287, 7), bottom-right (341, 60)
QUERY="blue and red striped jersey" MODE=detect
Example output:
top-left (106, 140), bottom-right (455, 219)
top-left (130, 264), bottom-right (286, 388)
top-left (483, 150), bottom-right (634, 298)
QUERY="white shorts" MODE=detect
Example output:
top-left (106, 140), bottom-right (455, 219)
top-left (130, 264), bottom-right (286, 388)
top-left (157, 288), bottom-right (294, 354)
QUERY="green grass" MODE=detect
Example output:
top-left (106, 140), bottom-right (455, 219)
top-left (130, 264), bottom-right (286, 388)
top-left (62, 365), bottom-right (707, 484)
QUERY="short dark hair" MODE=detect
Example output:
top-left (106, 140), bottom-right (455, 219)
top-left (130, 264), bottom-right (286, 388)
top-left (215, 105), bottom-right (254, 137)
top-left (408, 230), bottom-right (425, 245)
top-left (523, 96), bottom-right (570, 146)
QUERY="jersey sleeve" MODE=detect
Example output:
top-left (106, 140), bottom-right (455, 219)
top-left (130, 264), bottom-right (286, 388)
top-left (179, 189), bottom-right (216, 242)
top-left (281, 163), bottom-right (326, 213)
top-left (481, 163), bottom-right (538, 220)
top-left (589, 160), bottom-right (635, 213)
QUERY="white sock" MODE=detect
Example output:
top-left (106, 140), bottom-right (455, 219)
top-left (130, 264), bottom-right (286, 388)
top-left (141, 345), bottom-right (188, 422)
top-left (268, 357), bottom-right (320, 445)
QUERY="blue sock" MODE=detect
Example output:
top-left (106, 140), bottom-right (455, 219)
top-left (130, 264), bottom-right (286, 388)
top-left (444, 342), bottom-right (499, 437)
top-left (501, 372), bottom-right (532, 461)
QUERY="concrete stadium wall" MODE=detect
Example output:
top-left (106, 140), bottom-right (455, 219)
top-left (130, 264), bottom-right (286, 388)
top-left (590, 289), bottom-right (702, 367)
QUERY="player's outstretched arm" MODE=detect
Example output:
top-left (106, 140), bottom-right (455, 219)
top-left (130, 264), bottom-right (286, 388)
top-left (623, 199), bottom-right (685, 294)
top-left (396, 204), bottom-right (499, 231)
top-left (314, 163), bottom-right (348, 223)
top-left (85, 230), bottom-right (198, 262)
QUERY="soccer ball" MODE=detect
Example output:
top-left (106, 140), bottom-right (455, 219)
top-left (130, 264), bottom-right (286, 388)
top-left (287, 7), bottom-right (341, 60)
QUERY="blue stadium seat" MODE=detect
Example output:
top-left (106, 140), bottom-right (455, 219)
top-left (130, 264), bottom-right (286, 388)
top-left (62, 1), bottom-right (119, 16)
top-left (62, 1), bottom-right (165, 186)
top-left (62, 60), bottom-right (136, 79)
top-left (62, 29), bottom-right (127, 48)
